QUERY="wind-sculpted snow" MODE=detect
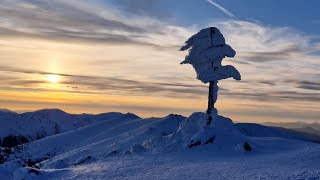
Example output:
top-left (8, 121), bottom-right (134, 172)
top-left (1, 112), bottom-right (319, 179)
top-left (180, 27), bottom-right (241, 83)
top-left (144, 112), bottom-right (249, 153)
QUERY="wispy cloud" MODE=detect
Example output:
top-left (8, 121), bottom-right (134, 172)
top-left (296, 81), bottom-right (320, 90)
top-left (206, 0), bottom-right (236, 18)
top-left (1, 0), bottom-right (320, 121)
top-left (0, 0), bottom-right (192, 48)
top-left (0, 66), bottom-right (207, 98)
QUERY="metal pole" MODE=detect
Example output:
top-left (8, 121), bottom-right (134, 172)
top-left (207, 80), bottom-right (218, 125)
top-left (206, 81), bottom-right (214, 125)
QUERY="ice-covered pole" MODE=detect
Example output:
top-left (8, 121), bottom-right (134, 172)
top-left (180, 27), bottom-right (241, 125)
top-left (206, 81), bottom-right (218, 125)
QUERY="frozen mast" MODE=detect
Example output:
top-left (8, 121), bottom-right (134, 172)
top-left (180, 27), bottom-right (241, 125)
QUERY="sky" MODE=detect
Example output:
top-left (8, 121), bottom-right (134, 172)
top-left (0, 0), bottom-right (319, 123)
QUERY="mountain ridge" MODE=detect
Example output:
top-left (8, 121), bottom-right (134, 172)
top-left (2, 111), bottom-right (319, 179)
top-left (1, 108), bottom-right (319, 148)
top-left (0, 109), bottom-right (141, 148)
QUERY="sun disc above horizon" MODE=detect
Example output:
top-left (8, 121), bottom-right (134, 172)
top-left (47, 74), bottom-right (60, 83)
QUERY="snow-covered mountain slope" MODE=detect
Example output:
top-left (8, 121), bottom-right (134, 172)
top-left (1, 112), bottom-right (319, 179)
top-left (0, 109), bottom-right (140, 147)
top-left (0, 109), bottom-right (16, 117)
top-left (236, 123), bottom-right (320, 143)
top-left (264, 121), bottom-right (320, 132)
top-left (293, 126), bottom-right (320, 136)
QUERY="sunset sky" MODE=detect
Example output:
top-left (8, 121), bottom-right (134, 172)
top-left (0, 0), bottom-right (319, 122)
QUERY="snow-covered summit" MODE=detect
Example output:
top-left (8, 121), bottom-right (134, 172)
top-left (143, 111), bottom-right (253, 154)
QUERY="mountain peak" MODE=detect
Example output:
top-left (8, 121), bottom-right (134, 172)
top-left (123, 113), bottom-right (141, 119)
top-left (0, 109), bottom-right (16, 114)
top-left (32, 109), bottom-right (68, 114)
top-left (165, 114), bottom-right (186, 119)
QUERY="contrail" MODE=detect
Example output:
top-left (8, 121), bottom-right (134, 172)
top-left (207, 0), bottom-right (236, 18)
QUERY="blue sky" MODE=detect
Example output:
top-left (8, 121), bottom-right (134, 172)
top-left (0, 0), bottom-right (319, 122)
top-left (103, 0), bottom-right (320, 35)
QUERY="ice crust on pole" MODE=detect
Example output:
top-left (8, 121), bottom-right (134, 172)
top-left (180, 27), bottom-right (241, 83)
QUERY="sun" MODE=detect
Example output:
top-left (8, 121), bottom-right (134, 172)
top-left (47, 74), bottom-right (60, 83)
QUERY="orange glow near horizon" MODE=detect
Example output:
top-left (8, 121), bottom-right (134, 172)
top-left (0, 86), bottom-right (318, 123)
top-left (0, 27), bottom-right (319, 123)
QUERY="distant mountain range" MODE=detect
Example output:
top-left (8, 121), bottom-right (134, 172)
top-left (236, 123), bottom-right (320, 143)
top-left (0, 109), bottom-right (319, 148)
top-left (263, 121), bottom-right (320, 136)
top-left (0, 109), bottom-right (140, 148)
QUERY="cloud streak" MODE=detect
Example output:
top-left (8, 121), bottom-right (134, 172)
top-left (1, 65), bottom-right (319, 105)
top-left (1, 0), bottom-right (320, 121)
top-left (207, 0), bottom-right (236, 18)
top-left (296, 81), bottom-right (320, 90)
top-left (0, 66), bottom-right (207, 98)
top-left (0, 0), bottom-right (192, 48)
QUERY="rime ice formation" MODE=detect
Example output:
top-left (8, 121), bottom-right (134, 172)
top-left (180, 27), bottom-right (241, 124)
top-left (180, 27), bottom-right (241, 83)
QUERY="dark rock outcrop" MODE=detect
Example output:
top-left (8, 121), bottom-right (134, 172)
top-left (1, 135), bottom-right (29, 148)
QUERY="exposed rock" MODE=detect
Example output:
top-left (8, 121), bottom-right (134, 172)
top-left (243, 142), bottom-right (252, 151)
top-left (1, 135), bottom-right (29, 148)
top-left (188, 140), bottom-right (201, 148)
top-left (28, 168), bottom-right (41, 175)
top-left (205, 136), bottom-right (216, 144)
